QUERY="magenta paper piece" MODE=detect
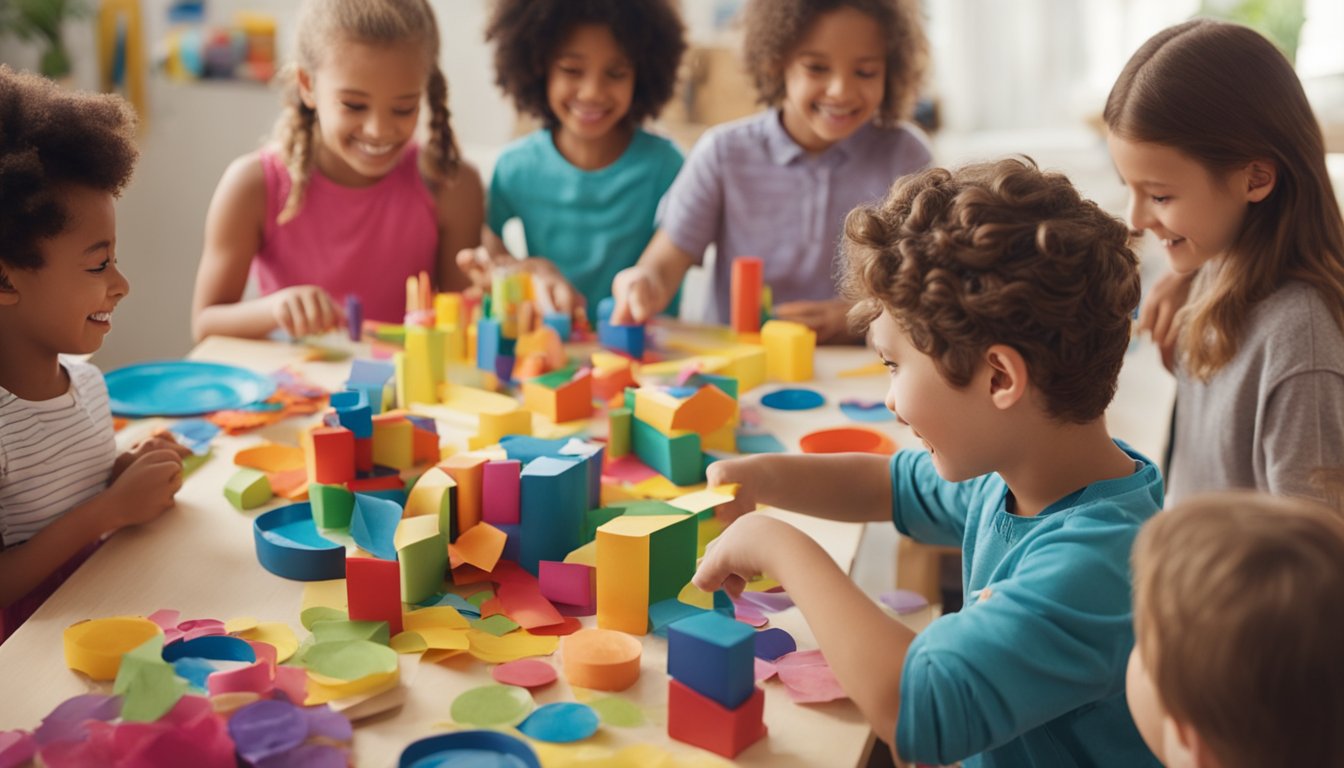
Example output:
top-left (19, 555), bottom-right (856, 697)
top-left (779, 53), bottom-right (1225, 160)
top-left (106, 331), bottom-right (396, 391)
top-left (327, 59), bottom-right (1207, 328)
top-left (773, 650), bottom-right (848, 704)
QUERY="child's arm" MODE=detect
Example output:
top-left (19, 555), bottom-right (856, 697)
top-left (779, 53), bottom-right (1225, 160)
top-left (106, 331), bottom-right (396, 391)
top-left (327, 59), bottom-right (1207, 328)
top-left (0, 448), bottom-right (183, 608)
top-left (610, 231), bottom-right (696, 324)
top-left (1136, 267), bottom-right (1195, 372)
top-left (707, 454), bottom-right (892, 524)
top-left (694, 514), bottom-right (914, 750)
top-left (191, 155), bottom-right (344, 341)
top-left (433, 162), bottom-right (485, 294)
top-left (774, 299), bottom-right (864, 345)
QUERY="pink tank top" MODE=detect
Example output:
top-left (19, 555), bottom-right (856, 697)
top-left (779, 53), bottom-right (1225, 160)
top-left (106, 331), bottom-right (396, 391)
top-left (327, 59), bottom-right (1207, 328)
top-left (254, 144), bottom-right (439, 323)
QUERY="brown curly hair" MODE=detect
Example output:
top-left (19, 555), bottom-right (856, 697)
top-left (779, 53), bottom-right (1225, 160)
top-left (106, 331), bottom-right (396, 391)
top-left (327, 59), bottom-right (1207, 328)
top-left (842, 158), bottom-right (1140, 424)
top-left (0, 65), bottom-right (138, 271)
top-left (275, 0), bottom-right (460, 224)
top-left (485, 0), bottom-right (686, 130)
top-left (741, 0), bottom-right (927, 126)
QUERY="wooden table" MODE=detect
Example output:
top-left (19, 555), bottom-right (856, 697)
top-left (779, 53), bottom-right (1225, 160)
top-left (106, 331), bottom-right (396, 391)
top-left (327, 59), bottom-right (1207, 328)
top-left (0, 335), bottom-right (927, 767)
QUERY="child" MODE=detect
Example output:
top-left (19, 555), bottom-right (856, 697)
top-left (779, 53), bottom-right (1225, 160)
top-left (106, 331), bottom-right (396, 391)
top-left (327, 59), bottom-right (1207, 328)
top-left (192, 0), bottom-right (484, 341)
top-left (1105, 19), bottom-right (1344, 504)
top-left (694, 159), bottom-right (1163, 766)
top-left (611, 0), bottom-right (932, 343)
top-left (460, 0), bottom-right (687, 317)
top-left (1128, 491), bottom-right (1344, 766)
top-left (0, 67), bottom-right (189, 640)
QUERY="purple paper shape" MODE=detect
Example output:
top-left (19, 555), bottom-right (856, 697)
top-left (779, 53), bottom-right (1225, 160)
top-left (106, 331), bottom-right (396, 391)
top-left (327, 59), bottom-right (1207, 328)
top-left (737, 590), bottom-right (794, 613)
top-left (302, 706), bottom-right (353, 742)
top-left (228, 699), bottom-right (309, 764)
top-left (753, 628), bottom-right (797, 662)
top-left (34, 694), bottom-right (120, 746)
top-left (879, 590), bottom-right (929, 615)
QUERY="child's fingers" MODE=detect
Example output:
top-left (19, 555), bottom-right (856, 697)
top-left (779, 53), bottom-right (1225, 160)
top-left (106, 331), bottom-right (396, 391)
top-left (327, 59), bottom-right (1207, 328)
top-left (277, 300), bottom-right (301, 338)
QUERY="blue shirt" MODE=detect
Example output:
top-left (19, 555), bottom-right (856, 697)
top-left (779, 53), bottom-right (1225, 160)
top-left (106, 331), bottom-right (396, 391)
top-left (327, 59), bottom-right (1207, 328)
top-left (658, 109), bottom-right (931, 322)
top-left (487, 128), bottom-right (683, 311)
top-left (891, 444), bottom-right (1163, 767)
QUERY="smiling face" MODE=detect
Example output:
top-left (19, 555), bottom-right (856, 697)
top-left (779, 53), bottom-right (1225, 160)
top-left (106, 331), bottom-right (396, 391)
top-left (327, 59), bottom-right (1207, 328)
top-left (870, 310), bottom-right (999, 482)
top-left (0, 185), bottom-right (129, 359)
top-left (299, 38), bottom-right (429, 187)
top-left (546, 23), bottom-right (635, 156)
top-left (1107, 135), bottom-right (1257, 275)
top-left (779, 6), bottom-right (886, 153)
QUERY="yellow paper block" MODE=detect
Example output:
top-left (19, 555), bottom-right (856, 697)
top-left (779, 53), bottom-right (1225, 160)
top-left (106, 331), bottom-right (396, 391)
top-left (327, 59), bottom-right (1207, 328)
top-left (630, 474), bottom-right (699, 501)
top-left (394, 510), bottom-right (443, 547)
top-left (390, 632), bottom-right (428, 654)
top-left (632, 389), bottom-right (682, 435)
top-left (530, 414), bottom-right (588, 440)
top-left (62, 617), bottom-right (162, 681)
top-left (464, 628), bottom-right (559, 663)
top-left (234, 443), bottom-right (306, 472)
top-left (590, 351), bottom-right (634, 375)
top-left (470, 408), bottom-right (533, 450)
top-left (699, 421), bottom-right (737, 453)
top-left (698, 516), bottom-right (725, 558)
top-left (677, 580), bottom-right (715, 610)
top-left (442, 384), bottom-right (525, 415)
top-left (304, 668), bottom-right (398, 706)
top-left (670, 386), bottom-right (737, 435)
top-left (223, 616), bottom-right (259, 633)
top-left (402, 606), bottom-right (470, 631)
top-left (719, 345), bottom-right (767, 393)
top-left (599, 483), bottom-right (640, 506)
top-left (596, 515), bottom-right (690, 635)
top-left (401, 326), bottom-right (445, 408)
top-left (405, 468), bottom-right (455, 530)
top-left (564, 540), bottom-right (598, 566)
top-left (302, 580), bottom-right (350, 612)
top-left (413, 627), bottom-right (470, 651)
top-left (761, 319), bottom-right (816, 382)
top-left (234, 622), bottom-right (300, 664)
top-left (668, 486), bottom-right (737, 515)
top-left (372, 416), bottom-right (414, 470)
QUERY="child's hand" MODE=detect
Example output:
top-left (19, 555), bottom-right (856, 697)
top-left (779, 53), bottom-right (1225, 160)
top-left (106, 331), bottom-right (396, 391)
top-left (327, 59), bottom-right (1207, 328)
top-left (269, 285), bottom-right (345, 338)
top-left (1137, 269), bottom-right (1194, 373)
top-left (693, 514), bottom-right (797, 598)
top-left (110, 433), bottom-right (192, 482)
top-left (104, 449), bottom-right (185, 528)
top-left (455, 246), bottom-right (496, 298)
top-left (522, 258), bottom-right (585, 318)
top-left (773, 299), bottom-right (855, 344)
top-left (706, 456), bottom-right (764, 524)
top-left (611, 265), bottom-right (667, 325)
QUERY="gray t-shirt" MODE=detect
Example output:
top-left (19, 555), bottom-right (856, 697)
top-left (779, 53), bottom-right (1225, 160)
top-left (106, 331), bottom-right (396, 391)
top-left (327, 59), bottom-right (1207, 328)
top-left (1167, 280), bottom-right (1344, 504)
top-left (659, 108), bottom-right (931, 323)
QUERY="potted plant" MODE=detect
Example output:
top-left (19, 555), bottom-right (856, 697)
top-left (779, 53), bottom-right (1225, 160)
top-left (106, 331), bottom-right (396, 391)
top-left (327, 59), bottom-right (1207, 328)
top-left (0, 0), bottom-right (92, 80)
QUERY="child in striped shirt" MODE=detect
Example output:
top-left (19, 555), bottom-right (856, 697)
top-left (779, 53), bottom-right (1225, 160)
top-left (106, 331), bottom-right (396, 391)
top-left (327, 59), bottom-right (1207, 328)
top-left (0, 67), bottom-right (189, 641)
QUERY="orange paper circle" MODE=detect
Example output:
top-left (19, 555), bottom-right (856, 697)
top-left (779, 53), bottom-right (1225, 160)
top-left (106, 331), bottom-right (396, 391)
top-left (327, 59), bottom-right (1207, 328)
top-left (799, 426), bottom-right (897, 456)
top-left (561, 628), bottom-right (642, 692)
top-left (63, 616), bottom-right (163, 681)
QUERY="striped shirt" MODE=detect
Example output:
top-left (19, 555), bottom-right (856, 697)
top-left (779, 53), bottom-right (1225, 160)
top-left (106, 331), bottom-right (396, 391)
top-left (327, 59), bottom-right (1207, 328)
top-left (0, 359), bottom-right (116, 546)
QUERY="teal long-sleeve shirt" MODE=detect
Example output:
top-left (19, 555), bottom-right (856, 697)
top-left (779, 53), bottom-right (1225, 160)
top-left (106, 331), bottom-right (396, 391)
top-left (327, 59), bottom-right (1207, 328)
top-left (891, 443), bottom-right (1164, 767)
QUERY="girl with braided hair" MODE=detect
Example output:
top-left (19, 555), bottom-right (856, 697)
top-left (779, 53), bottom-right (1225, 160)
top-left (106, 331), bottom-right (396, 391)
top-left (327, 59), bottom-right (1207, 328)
top-left (192, 0), bottom-right (483, 340)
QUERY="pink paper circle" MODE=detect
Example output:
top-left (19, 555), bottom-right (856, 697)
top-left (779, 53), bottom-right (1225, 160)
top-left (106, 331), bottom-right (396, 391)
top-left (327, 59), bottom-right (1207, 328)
top-left (492, 659), bottom-right (558, 689)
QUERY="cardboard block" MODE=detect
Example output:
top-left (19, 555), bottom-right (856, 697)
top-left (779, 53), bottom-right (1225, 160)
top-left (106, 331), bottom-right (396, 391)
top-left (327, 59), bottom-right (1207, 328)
top-left (306, 426), bottom-right (354, 485)
top-left (538, 560), bottom-right (596, 611)
top-left (441, 454), bottom-right (487, 536)
top-left (730, 257), bottom-right (763, 335)
top-left (632, 417), bottom-right (703, 486)
top-left (405, 467), bottom-right (456, 539)
top-left (371, 414), bottom-right (414, 471)
top-left (225, 468), bottom-right (272, 510)
top-left (608, 407), bottom-right (631, 459)
top-left (519, 456), bottom-right (587, 574)
top-left (481, 459), bottom-right (521, 525)
top-left (667, 611), bottom-right (756, 709)
top-left (762, 320), bottom-right (816, 382)
top-left (394, 514), bottom-right (447, 604)
top-left (668, 680), bottom-right (766, 758)
top-left (308, 483), bottom-right (354, 528)
top-left (345, 556), bottom-right (403, 636)
top-left (596, 514), bottom-right (697, 635)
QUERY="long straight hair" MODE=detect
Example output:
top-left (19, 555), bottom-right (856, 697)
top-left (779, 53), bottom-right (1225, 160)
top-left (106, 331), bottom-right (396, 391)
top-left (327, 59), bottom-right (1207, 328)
top-left (274, 0), bottom-right (461, 224)
top-left (1104, 19), bottom-right (1344, 379)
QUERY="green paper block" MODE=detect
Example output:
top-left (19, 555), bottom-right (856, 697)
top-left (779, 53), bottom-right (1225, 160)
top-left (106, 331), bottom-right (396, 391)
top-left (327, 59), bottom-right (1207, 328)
top-left (225, 468), bottom-right (272, 511)
top-left (310, 619), bottom-right (391, 645)
top-left (631, 417), bottom-right (703, 486)
top-left (471, 614), bottom-right (520, 636)
top-left (622, 387), bottom-right (637, 412)
top-left (584, 507), bottom-right (624, 545)
top-left (695, 373), bottom-right (738, 401)
top-left (612, 500), bottom-right (688, 517)
top-left (645, 513), bottom-right (698, 606)
top-left (399, 529), bottom-right (448, 604)
top-left (309, 483), bottom-right (355, 529)
top-left (608, 408), bottom-right (631, 459)
top-left (114, 636), bottom-right (187, 722)
top-left (531, 364), bottom-right (579, 389)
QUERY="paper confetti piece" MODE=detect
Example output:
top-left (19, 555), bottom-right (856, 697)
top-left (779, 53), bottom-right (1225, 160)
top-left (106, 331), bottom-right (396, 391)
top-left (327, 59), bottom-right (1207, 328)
top-left (450, 684), bottom-right (534, 728)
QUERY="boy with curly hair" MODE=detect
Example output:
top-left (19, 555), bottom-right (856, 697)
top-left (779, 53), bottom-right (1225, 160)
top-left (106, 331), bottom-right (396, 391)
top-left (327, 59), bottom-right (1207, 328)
top-left (612, 0), bottom-right (931, 342)
top-left (694, 158), bottom-right (1163, 766)
top-left (0, 66), bottom-right (187, 640)
top-left (459, 0), bottom-right (687, 316)
top-left (1128, 491), bottom-right (1344, 767)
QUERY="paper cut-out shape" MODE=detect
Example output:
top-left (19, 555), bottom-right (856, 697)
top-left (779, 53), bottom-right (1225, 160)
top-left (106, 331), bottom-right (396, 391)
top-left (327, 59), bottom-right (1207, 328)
top-left (254, 504), bottom-right (346, 581)
top-left (518, 702), bottom-right (600, 744)
top-left (839, 399), bottom-right (896, 423)
top-left (588, 695), bottom-right (646, 728)
top-left (398, 731), bottom-right (540, 768)
top-left (306, 426), bottom-right (355, 485)
top-left (309, 484), bottom-right (355, 529)
top-left (879, 590), bottom-right (930, 615)
top-left (519, 456), bottom-right (588, 574)
top-left (448, 521), bottom-right (507, 572)
top-left (491, 659), bottom-right (557, 689)
top-left (753, 627), bottom-right (797, 661)
top-left (538, 561), bottom-right (595, 612)
top-left (772, 649), bottom-right (848, 703)
top-left (62, 616), bottom-right (162, 681)
top-left (302, 639), bottom-right (399, 682)
top-left (394, 514), bottom-right (447, 604)
top-left (350, 494), bottom-right (402, 561)
top-left (463, 628), bottom-right (558, 663)
top-left (345, 557), bottom-right (403, 635)
top-left (450, 684), bottom-right (535, 728)
top-left (759, 387), bottom-right (824, 411)
top-left (667, 679), bottom-right (767, 759)
top-left (596, 514), bottom-right (697, 634)
top-left (235, 442), bottom-right (306, 472)
top-left (225, 468), bottom-right (273, 511)
top-left (561, 628), bottom-right (642, 692)
top-left (761, 320), bottom-right (816, 382)
top-left (734, 432), bottom-right (786, 454)
top-left (114, 636), bottom-right (187, 722)
top-left (799, 426), bottom-right (897, 455)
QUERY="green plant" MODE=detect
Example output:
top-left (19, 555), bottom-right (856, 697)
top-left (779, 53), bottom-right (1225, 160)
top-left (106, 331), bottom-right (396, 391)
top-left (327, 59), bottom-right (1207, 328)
top-left (0, 0), bottom-right (92, 79)
top-left (1199, 0), bottom-right (1306, 63)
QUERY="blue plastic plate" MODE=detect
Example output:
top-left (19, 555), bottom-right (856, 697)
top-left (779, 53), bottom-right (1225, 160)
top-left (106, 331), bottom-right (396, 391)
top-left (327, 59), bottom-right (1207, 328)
top-left (105, 360), bottom-right (275, 417)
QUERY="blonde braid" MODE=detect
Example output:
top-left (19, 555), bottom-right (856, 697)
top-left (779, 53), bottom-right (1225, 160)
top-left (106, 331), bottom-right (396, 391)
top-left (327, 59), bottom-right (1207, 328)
top-left (274, 67), bottom-right (318, 224)
top-left (421, 63), bottom-right (460, 186)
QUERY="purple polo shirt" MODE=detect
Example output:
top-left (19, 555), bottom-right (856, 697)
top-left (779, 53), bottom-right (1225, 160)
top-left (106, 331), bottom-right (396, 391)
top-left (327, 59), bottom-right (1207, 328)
top-left (659, 108), bottom-right (931, 322)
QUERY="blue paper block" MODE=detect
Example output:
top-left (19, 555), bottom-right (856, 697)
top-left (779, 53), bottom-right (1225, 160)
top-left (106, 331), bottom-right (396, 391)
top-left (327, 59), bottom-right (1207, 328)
top-left (519, 456), bottom-right (587, 574)
top-left (596, 297), bottom-right (615, 324)
top-left (351, 493), bottom-right (403, 561)
top-left (498, 522), bottom-right (522, 564)
top-left (335, 402), bottom-right (373, 439)
top-left (542, 313), bottom-right (572, 342)
top-left (347, 360), bottom-right (394, 416)
top-left (501, 435), bottom-right (572, 465)
top-left (599, 321), bottom-right (645, 359)
top-left (649, 598), bottom-right (706, 637)
top-left (667, 611), bottom-right (756, 709)
top-left (360, 488), bottom-right (407, 506)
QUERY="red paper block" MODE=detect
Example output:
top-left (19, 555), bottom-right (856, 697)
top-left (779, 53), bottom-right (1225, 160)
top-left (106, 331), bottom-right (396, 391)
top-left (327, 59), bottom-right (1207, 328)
top-left (668, 679), bottom-right (767, 758)
top-left (310, 427), bottom-right (355, 484)
top-left (538, 561), bottom-right (595, 612)
top-left (346, 556), bottom-right (403, 635)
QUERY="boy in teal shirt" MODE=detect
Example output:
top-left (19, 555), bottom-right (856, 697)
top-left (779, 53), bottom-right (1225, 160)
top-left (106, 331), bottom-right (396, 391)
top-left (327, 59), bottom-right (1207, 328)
top-left (695, 158), bottom-right (1162, 766)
